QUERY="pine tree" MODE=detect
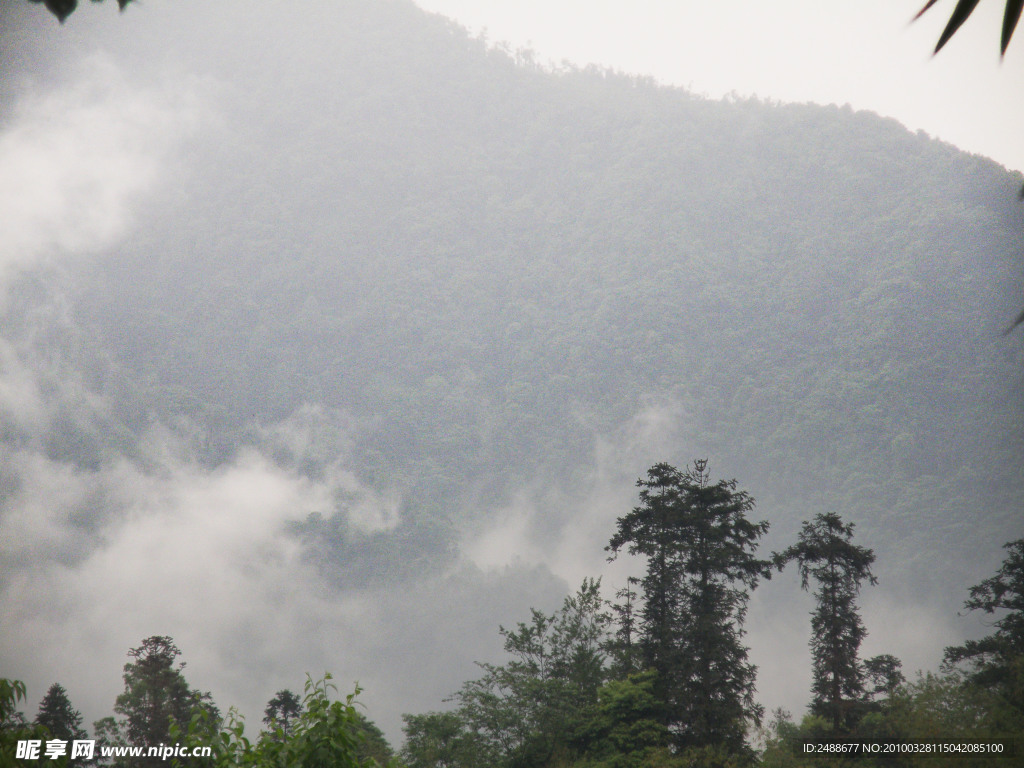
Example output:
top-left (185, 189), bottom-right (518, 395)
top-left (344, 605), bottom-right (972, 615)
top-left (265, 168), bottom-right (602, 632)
top-left (776, 512), bottom-right (877, 730)
top-left (607, 463), bottom-right (685, 724)
top-left (263, 690), bottom-right (303, 738)
top-left (862, 654), bottom-right (904, 705)
top-left (607, 460), bottom-right (771, 754)
top-left (35, 683), bottom-right (87, 742)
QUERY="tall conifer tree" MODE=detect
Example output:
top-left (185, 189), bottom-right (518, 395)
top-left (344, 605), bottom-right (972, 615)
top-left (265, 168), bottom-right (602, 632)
top-left (607, 460), bottom-right (771, 754)
top-left (34, 683), bottom-right (87, 743)
top-left (776, 512), bottom-right (877, 730)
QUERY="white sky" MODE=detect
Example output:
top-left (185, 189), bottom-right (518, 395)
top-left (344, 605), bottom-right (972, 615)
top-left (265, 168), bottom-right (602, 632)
top-left (413, 0), bottom-right (1024, 173)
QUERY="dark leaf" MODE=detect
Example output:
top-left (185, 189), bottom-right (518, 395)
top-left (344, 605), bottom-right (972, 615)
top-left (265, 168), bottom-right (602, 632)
top-left (31, 0), bottom-right (132, 20)
top-left (1002, 0), bottom-right (1024, 54)
top-left (41, 0), bottom-right (77, 22)
top-left (913, 0), bottom-right (943, 21)
top-left (934, 0), bottom-right (982, 52)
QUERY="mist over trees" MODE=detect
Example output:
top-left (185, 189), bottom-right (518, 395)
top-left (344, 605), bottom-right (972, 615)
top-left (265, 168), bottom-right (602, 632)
top-left (396, 496), bottom-right (1024, 766)
top-left (2, 485), bottom-right (1023, 765)
top-left (0, 0), bottom-right (1022, 759)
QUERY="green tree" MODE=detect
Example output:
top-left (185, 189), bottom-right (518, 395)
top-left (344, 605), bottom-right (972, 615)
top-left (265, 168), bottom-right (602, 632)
top-left (607, 463), bottom-right (686, 719)
top-left (943, 538), bottom-right (1024, 717)
top-left (34, 684), bottom-right (87, 743)
top-left (607, 578), bottom-right (641, 680)
top-left (862, 654), bottom-right (905, 706)
top-left (176, 674), bottom-right (375, 768)
top-left (262, 690), bottom-right (302, 738)
top-left (879, 670), bottom-right (1020, 768)
top-left (401, 711), bottom-right (480, 768)
top-left (351, 713), bottom-right (394, 767)
top-left (1, 680), bottom-right (30, 768)
top-left (34, 684), bottom-right (88, 764)
top-left (607, 460), bottom-right (771, 755)
top-left (776, 512), bottom-right (878, 731)
top-left (569, 670), bottom-right (674, 768)
top-left (92, 715), bottom-right (128, 768)
top-left (1, 680), bottom-right (78, 768)
top-left (108, 636), bottom-right (219, 767)
top-left (0, 680), bottom-right (28, 735)
top-left (452, 579), bottom-right (612, 768)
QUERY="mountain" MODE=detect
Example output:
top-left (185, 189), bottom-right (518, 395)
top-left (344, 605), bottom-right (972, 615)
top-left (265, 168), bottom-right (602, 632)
top-left (1, 0), bottom-right (1021, 740)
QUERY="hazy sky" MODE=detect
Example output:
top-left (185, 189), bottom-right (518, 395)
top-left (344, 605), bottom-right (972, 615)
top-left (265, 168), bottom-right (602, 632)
top-left (413, 0), bottom-right (1024, 173)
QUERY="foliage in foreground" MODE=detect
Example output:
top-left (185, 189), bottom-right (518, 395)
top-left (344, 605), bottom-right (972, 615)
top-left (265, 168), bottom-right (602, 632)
top-left (761, 669), bottom-right (1024, 767)
top-left (3, 512), bottom-right (1021, 768)
top-left (0, 673), bottom-right (391, 768)
top-left (0, 680), bottom-right (47, 768)
top-left (173, 674), bottom-right (394, 768)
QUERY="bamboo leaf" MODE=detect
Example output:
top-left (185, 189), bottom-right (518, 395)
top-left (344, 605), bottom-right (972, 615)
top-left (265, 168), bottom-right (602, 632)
top-left (913, 0), bottom-right (943, 21)
top-left (1001, 0), bottom-right (1024, 54)
top-left (934, 0), bottom-right (982, 52)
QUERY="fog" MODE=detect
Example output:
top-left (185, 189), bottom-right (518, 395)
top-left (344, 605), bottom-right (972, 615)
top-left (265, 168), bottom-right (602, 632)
top-left (1, 0), bottom-right (1021, 751)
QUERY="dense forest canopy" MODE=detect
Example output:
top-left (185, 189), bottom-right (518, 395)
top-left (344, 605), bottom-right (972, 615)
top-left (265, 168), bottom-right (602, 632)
top-left (0, 0), bottom-right (1022, 746)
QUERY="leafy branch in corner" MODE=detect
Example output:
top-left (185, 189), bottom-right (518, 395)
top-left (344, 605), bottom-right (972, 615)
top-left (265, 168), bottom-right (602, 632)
top-left (915, 0), bottom-right (1023, 56)
top-left (28, 0), bottom-right (132, 24)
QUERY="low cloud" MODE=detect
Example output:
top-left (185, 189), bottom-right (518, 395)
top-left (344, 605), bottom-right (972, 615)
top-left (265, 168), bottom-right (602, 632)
top-left (463, 397), bottom-right (691, 584)
top-left (0, 54), bottom-right (534, 743)
top-left (0, 429), bottom-right (473, 741)
top-left (0, 54), bottom-right (204, 281)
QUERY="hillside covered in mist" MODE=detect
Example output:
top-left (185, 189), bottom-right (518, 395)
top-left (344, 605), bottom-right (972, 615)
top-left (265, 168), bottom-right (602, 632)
top-left (1, 0), bottom-right (1022, 742)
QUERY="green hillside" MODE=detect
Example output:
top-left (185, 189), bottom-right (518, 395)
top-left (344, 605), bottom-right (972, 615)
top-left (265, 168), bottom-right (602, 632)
top-left (5, 0), bottom-right (1022, 601)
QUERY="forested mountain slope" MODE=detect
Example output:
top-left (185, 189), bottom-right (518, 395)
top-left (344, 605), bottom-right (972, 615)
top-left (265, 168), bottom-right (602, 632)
top-left (9, 0), bottom-right (1023, 585)
top-left (1, 0), bottom-right (1022, 732)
